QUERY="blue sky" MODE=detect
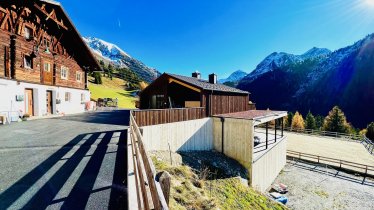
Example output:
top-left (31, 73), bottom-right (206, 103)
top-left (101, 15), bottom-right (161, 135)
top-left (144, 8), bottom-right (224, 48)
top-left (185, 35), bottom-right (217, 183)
top-left (59, 0), bottom-right (374, 78)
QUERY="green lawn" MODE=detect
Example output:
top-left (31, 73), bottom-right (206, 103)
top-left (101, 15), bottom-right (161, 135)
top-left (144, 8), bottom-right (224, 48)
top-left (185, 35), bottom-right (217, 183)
top-left (88, 77), bottom-right (137, 109)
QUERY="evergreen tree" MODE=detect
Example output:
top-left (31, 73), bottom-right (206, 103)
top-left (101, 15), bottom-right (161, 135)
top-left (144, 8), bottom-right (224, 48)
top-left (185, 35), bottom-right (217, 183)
top-left (93, 72), bottom-right (102, 84)
top-left (287, 112), bottom-right (294, 128)
top-left (305, 111), bottom-right (316, 130)
top-left (366, 122), bottom-right (374, 141)
top-left (107, 64), bottom-right (114, 80)
top-left (291, 111), bottom-right (305, 130)
top-left (322, 106), bottom-right (351, 133)
top-left (315, 115), bottom-right (324, 130)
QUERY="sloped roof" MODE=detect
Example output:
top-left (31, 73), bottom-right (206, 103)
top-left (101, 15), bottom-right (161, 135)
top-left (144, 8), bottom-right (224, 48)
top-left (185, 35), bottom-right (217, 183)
top-left (215, 110), bottom-right (287, 120)
top-left (167, 73), bottom-right (249, 94)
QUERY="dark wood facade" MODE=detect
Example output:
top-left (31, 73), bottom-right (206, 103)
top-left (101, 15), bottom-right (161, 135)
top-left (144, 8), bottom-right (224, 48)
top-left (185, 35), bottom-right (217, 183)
top-left (139, 73), bottom-right (251, 116)
top-left (0, 0), bottom-right (100, 89)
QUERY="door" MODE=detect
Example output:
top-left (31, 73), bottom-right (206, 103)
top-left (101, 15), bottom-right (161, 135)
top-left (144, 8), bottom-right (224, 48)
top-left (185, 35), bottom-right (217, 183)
top-left (42, 61), bottom-right (53, 85)
top-left (46, 90), bottom-right (53, 114)
top-left (25, 89), bottom-right (34, 116)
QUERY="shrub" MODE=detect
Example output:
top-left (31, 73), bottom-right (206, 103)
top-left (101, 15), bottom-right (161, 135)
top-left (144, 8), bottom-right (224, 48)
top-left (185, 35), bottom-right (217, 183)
top-left (322, 106), bottom-right (351, 133)
top-left (93, 72), bottom-right (102, 84)
top-left (291, 111), bottom-right (305, 130)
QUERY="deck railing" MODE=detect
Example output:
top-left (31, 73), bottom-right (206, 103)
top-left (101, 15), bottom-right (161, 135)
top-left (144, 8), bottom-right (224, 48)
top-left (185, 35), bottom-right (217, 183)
top-left (133, 107), bottom-right (206, 127)
top-left (129, 112), bottom-right (169, 210)
top-left (287, 150), bottom-right (374, 177)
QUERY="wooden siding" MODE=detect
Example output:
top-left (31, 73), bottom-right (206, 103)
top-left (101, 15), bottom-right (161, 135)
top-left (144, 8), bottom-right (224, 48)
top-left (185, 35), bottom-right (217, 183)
top-left (209, 94), bottom-right (249, 115)
top-left (213, 117), bottom-right (253, 170)
top-left (0, 2), bottom-right (94, 89)
top-left (141, 118), bottom-right (213, 152)
top-left (251, 138), bottom-right (287, 192)
top-left (133, 107), bottom-right (206, 127)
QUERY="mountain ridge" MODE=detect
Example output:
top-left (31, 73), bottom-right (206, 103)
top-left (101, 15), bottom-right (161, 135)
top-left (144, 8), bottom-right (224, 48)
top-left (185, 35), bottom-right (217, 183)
top-left (83, 37), bottom-right (160, 83)
top-left (237, 33), bottom-right (374, 128)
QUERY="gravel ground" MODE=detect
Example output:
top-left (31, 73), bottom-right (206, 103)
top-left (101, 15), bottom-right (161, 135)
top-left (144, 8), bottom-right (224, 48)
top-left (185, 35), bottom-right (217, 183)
top-left (272, 159), bottom-right (374, 210)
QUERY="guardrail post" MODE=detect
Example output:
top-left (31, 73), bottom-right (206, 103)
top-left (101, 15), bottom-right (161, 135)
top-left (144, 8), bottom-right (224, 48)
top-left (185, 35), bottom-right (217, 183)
top-left (339, 160), bottom-right (342, 169)
top-left (317, 156), bottom-right (320, 163)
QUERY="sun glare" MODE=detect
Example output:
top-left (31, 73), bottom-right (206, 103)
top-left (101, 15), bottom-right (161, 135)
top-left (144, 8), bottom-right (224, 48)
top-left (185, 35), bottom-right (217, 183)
top-left (366, 0), bottom-right (374, 6)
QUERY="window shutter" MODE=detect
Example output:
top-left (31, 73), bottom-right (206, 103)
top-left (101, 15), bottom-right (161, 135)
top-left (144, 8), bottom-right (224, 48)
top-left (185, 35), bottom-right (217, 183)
top-left (20, 52), bottom-right (24, 68)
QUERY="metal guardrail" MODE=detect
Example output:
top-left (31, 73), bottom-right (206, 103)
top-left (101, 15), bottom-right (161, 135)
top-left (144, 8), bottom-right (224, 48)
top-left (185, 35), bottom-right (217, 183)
top-left (129, 112), bottom-right (169, 210)
top-left (362, 136), bottom-right (374, 155)
top-left (287, 150), bottom-right (374, 177)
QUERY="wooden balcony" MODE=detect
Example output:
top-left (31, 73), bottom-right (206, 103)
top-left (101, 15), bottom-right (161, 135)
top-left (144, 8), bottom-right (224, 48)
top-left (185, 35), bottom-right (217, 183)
top-left (132, 107), bottom-right (206, 127)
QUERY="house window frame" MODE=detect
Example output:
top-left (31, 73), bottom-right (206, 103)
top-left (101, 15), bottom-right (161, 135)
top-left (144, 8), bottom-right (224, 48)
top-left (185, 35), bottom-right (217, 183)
top-left (24, 55), bottom-right (33, 69)
top-left (43, 62), bottom-right (51, 72)
top-left (24, 26), bottom-right (33, 40)
top-left (76, 72), bottom-right (82, 82)
top-left (65, 92), bottom-right (71, 102)
top-left (61, 66), bottom-right (69, 80)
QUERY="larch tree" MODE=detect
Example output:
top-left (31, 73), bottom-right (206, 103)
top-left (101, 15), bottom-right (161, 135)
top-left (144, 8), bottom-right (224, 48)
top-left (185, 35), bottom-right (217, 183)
top-left (291, 111), bottom-right (305, 130)
top-left (305, 111), bottom-right (317, 130)
top-left (322, 106), bottom-right (351, 133)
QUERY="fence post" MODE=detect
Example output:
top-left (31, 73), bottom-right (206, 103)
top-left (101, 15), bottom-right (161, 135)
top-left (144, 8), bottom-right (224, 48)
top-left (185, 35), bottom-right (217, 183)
top-left (317, 156), bottom-right (320, 163)
top-left (156, 171), bottom-right (171, 206)
top-left (339, 160), bottom-right (342, 169)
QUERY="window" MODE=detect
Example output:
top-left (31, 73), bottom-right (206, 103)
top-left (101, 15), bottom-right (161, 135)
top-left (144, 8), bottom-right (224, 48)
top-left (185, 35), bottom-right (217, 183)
top-left (65, 92), bottom-right (71, 102)
top-left (61, 66), bottom-right (68, 80)
top-left (24, 55), bottom-right (33, 69)
top-left (43, 37), bottom-right (50, 48)
top-left (24, 27), bottom-right (32, 40)
top-left (81, 93), bottom-right (85, 103)
top-left (76, 72), bottom-right (82, 82)
top-left (43, 62), bottom-right (51, 72)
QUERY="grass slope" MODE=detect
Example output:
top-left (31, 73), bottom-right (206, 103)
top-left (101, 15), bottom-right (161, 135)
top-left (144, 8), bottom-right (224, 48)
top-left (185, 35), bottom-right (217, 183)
top-left (152, 157), bottom-right (287, 210)
top-left (88, 76), bottom-right (137, 108)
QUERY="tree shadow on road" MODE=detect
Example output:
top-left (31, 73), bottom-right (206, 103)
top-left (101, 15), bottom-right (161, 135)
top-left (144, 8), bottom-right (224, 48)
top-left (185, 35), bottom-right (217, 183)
top-left (0, 130), bottom-right (128, 210)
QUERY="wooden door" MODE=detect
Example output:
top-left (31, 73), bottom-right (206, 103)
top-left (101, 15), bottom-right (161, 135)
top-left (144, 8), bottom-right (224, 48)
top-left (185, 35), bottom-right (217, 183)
top-left (42, 61), bottom-right (53, 85)
top-left (46, 91), bottom-right (53, 114)
top-left (25, 89), bottom-right (34, 116)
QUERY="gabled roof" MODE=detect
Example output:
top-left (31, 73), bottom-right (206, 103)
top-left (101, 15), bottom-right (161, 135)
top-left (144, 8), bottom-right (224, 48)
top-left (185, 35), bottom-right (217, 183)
top-left (167, 73), bottom-right (249, 94)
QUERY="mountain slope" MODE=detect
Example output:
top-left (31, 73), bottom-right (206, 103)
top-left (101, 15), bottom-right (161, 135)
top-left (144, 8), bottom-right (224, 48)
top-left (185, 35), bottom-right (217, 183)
top-left (219, 70), bottom-right (247, 84)
top-left (237, 34), bottom-right (374, 128)
top-left (83, 37), bottom-right (160, 83)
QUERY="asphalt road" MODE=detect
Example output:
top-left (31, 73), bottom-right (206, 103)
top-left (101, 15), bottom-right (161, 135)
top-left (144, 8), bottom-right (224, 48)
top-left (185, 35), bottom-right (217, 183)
top-left (0, 110), bottom-right (129, 210)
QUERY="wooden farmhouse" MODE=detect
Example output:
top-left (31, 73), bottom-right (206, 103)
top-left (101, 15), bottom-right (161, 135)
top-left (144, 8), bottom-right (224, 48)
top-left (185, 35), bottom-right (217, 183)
top-left (139, 72), bottom-right (255, 117)
top-left (0, 0), bottom-right (100, 119)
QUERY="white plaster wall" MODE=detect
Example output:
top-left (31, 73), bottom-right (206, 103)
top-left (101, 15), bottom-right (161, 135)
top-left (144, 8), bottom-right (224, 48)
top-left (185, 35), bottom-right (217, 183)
top-left (141, 118), bottom-right (214, 152)
top-left (0, 78), bottom-right (90, 118)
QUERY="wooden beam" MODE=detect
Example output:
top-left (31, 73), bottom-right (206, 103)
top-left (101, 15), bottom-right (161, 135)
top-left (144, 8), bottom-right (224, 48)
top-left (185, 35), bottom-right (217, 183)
top-left (0, 7), bottom-right (7, 14)
top-left (45, 9), bottom-right (55, 21)
top-left (168, 78), bottom-right (201, 93)
top-left (33, 3), bottom-right (68, 30)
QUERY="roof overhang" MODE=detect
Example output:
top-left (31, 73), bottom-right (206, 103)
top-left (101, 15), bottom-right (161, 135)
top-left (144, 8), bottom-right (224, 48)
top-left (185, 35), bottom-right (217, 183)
top-left (214, 110), bottom-right (287, 126)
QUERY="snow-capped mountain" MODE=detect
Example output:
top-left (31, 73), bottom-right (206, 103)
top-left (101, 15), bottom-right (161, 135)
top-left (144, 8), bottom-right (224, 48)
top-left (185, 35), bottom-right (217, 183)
top-left (237, 33), bottom-right (374, 128)
top-left (83, 37), bottom-right (160, 83)
top-left (241, 47), bottom-right (332, 83)
top-left (218, 70), bottom-right (247, 84)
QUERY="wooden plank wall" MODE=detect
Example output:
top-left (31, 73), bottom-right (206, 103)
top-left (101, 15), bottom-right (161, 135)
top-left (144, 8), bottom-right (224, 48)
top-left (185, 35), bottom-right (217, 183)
top-left (141, 118), bottom-right (213, 152)
top-left (209, 94), bottom-right (249, 115)
top-left (251, 138), bottom-right (287, 192)
top-left (213, 117), bottom-right (253, 170)
top-left (133, 107), bottom-right (206, 127)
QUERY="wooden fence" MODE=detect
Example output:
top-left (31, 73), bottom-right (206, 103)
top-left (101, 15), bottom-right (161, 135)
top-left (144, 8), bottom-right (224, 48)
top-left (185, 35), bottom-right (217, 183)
top-left (283, 127), bottom-right (374, 156)
top-left (133, 107), bottom-right (206, 127)
top-left (129, 112), bottom-right (169, 210)
top-left (287, 150), bottom-right (374, 177)
top-left (362, 136), bottom-right (374, 155)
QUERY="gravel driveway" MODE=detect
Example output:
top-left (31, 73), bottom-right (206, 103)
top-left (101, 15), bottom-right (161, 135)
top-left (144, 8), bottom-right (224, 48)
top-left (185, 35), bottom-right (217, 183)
top-left (273, 159), bottom-right (374, 210)
top-left (0, 110), bottom-right (129, 210)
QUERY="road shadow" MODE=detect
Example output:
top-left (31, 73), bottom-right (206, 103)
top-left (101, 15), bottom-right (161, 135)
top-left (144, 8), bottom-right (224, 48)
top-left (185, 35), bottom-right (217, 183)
top-left (287, 159), bottom-right (374, 187)
top-left (57, 110), bottom-right (130, 126)
top-left (0, 130), bottom-right (128, 210)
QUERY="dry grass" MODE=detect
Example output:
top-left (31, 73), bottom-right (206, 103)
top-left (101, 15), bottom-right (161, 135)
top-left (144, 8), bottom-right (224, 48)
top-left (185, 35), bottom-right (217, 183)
top-left (152, 156), bottom-right (288, 210)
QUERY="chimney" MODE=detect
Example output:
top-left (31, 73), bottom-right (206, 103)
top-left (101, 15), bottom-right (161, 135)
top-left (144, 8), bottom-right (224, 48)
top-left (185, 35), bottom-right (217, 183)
top-left (209, 73), bottom-right (217, 84)
top-left (192, 71), bottom-right (201, 79)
